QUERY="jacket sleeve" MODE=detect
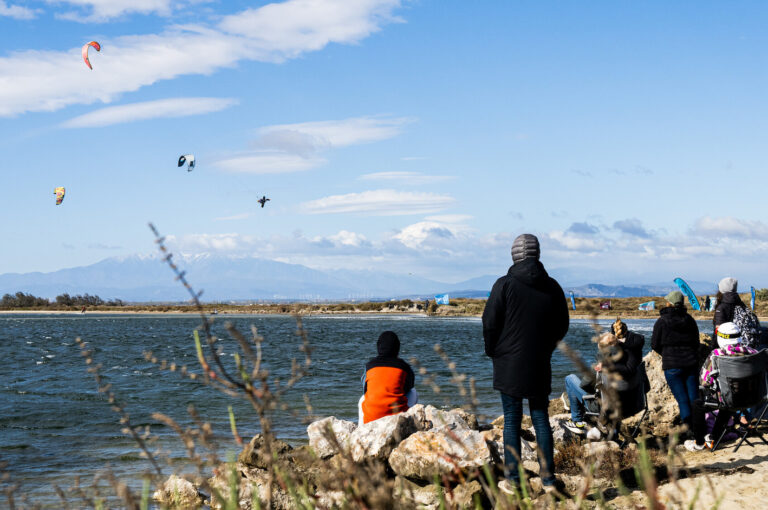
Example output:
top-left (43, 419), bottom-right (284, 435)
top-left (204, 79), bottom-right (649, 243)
top-left (552, 282), bottom-right (570, 342)
top-left (713, 305), bottom-right (725, 329)
top-left (482, 279), bottom-right (505, 357)
top-left (651, 320), bottom-right (663, 355)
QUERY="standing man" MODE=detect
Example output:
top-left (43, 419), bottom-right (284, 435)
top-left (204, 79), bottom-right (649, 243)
top-left (482, 234), bottom-right (569, 492)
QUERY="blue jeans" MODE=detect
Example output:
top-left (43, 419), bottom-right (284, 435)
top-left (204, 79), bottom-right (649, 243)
top-left (664, 366), bottom-right (699, 426)
top-left (565, 374), bottom-right (589, 422)
top-left (500, 392), bottom-right (555, 486)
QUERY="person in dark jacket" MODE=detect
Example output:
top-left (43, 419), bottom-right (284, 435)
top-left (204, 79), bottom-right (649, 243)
top-left (482, 234), bottom-right (569, 491)
top-left (358, 331), bottom-right (417, 426)
top-left (713, 277), bottom-right (746, 337)
top-left (563, 318), bottom-right (645, 434)
top-left (651, 290), bottom-right (700, 428)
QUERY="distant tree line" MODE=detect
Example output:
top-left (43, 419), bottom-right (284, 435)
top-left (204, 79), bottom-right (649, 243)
top-left (0, 292), bottom-right (124, 309)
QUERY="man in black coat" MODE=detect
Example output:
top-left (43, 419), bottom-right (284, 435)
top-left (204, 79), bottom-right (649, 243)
top-left (482, 234), bottom-right (569, 492)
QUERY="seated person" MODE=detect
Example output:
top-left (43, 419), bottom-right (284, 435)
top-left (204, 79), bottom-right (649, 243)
top-left (564, 318), bottom-right (644, 434)
top-left (358, 331), bottom-right (418, 425)
top-left (684, 322), bottom-right (758, 451)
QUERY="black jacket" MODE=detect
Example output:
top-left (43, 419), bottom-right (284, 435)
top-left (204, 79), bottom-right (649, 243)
top-left (651, 305), bottom-right (699, 370)
top-left (482, 259), bottom-right (570, 398)
top-left (713, 292), bottom-right (745, 329)
top-left (611, 331), bottom-right (645, 381)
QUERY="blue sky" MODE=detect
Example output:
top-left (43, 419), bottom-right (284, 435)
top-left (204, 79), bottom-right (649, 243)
top-left (2, 0), bottom-right (768, 287)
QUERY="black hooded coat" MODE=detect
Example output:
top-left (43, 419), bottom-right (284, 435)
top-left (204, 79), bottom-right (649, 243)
top-left (482, 259), bottom-right (570, 398)
top-left (363, 332), bottom-right (414, 394)
top-left (651, 305), bottom-right (700, 370)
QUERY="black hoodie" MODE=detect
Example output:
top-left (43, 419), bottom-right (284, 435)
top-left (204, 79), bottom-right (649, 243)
top-left (363, 331), bottom-right (414, 393)
top-left (482, 258), bottom-right (570, 398)
top-left (713, 292), bottom-right (746, 329)
top-left (651, 305), bottom-right (700, 370)
top-left (610, 331), bottom-right (645, 381)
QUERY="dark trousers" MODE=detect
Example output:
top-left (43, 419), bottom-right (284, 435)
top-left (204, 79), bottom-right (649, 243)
top-left (500, 392), bottom-right (555, 486)
top-left (692, 398), bottom-right (733, 444)
top-left (664, 366), bottom-right (699, 426)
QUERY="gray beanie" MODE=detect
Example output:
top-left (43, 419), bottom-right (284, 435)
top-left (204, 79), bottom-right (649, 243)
top-left (511, 234), bottom-right (540, 264)
top-left (718, 277), bottom-right (738, 293)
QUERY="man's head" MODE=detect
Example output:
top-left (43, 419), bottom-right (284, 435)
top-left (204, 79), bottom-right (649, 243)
top-left (377, 331), bottom-right (400, 357)
top-left (665, 290), bottom-right (684, 307)
top-left (718, 277), bottom-right (738, 293)
top-left (510, 234), bottom-right (540, 264)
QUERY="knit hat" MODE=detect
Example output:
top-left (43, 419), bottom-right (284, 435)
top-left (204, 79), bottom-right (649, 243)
top-left (665, 290), bottom-right (684, 306)
top-left (718, 277), bottom-right (738, 293)
top-left (511, 234), bottom-right (540, 264)
top-left (377, 331), bottom-right (400, 357)
top-left (716, 322), bottom-right (742, 349)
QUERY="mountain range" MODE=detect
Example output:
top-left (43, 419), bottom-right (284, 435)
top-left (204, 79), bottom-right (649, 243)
top-left (0, 255), bottom-right (716, 302)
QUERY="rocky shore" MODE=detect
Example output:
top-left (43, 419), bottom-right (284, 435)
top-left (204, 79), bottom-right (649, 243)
top-left (153, 337), bottom-right (766, 509)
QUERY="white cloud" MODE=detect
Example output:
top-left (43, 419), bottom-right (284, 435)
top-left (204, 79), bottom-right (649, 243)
top-left (0, 0), bottom-right (403, 117)
top-left (393, 221), bottom-right (458, 249)
top-left (325, 230), bottom-right (369, 247)
top-left (167, 233), bottom-right (246, 251)
top-left (424, 214), bottom-right (473, 223)
top-left (49, 0), bottom-right (173, 21)
top-left (61, 97), bottom-right (237, 128)
top-left (300, 189), bottom-right (455, 215)
top-left (0, 1), bottom-right (36, 19)
top-left (692, 216), bottom-right (768, 240)
top-left (359, 171), bottom-right (453, 185)
top-left (216, 152), bottom-right (324, 174)
top-left (258, 116), bottom-right (412, 151)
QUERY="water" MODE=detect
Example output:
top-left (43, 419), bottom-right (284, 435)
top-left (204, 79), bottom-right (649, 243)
top-left (0, 314), bottom-right (710, 504)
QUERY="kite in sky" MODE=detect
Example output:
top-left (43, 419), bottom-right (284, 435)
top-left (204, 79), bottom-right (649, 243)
top-left (54, 187), bottom-right (65, 205)
top-left (258, 196), bottom-right (270, 208)
top-left (82, 41), bottom-right (100, 70)
top-left (178, 154), bottom-right (195, 171)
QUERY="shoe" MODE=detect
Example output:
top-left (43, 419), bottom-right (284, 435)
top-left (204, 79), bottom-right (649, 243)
top-left (560, 393), bottom-right (570, 412)
top-left (703, 434), bottom-right (714, 450)
top-left (564, 420), bottom-right (587, 435)
top-left (683, 439), bottom-right (705, 452)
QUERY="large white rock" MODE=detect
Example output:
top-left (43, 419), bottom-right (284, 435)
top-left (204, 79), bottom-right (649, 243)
top-left (152, 475), bottom-right (202, 508)
top-left (307, 416), bottom-right (357, 458)
top-left (349, 412), bottom-right (418, 462)
top-left (388, 424), bottom-right (492, 480)
top-left (482, 427), bottom-right (537, 464)
top-left (394, 476), bottom-right (482, 509)
top-left (423, 405), bottom-right (471, 430)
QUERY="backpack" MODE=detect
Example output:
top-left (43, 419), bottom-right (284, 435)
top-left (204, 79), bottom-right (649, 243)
top-left (733, 305), bottom-right (761, 348)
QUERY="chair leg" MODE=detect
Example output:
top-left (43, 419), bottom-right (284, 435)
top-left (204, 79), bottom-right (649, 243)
top-left (735, 401), bottom-right (768, 452)
top-left (711, 425), bottom-right (729, 453)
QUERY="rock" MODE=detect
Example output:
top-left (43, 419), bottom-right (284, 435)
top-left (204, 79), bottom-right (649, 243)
top-left (307, 416), bottom-right (357, 458)
top-left (641, 351), bottom-right (679, 436)
top-left (482, 428), bottom-right (537, 464)
top-left (395, 477), bottom-right (482, 509)
top-left (448, 407), bottom-right (479, 430)
top-left (209, 466), bottom-right (294, 510)
top-left (152, 475), bottom-right (203, 508)
top-left (349, 412), bottom-right (418, 462)
top-left (316, 490), bottom-right (346, 507)
top-left (582, 441), bottom-right (620, 458)
top-left (424, 405), bottom-right (471, 430)
top-left (238, 434), bottom-right (293, 470)
top-left (550, 414), bottom-right (578, 445)
top-left (388, 424), bottom-right (492, 480)
top-left (405, 403), bottom-right (429, 430)
top-left (491, 414), bottom-right (533, 431)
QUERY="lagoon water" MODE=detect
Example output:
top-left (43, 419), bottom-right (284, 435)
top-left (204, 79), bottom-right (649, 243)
top-left (0, 313), bottom-right (712, 504)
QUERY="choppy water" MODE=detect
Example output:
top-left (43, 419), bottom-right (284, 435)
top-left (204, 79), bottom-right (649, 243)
top-left (0, 314), bottom-right (712, 504)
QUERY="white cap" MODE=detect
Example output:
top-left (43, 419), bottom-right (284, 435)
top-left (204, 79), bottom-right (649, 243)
top-left (717, 321), bottom-right (742, 349)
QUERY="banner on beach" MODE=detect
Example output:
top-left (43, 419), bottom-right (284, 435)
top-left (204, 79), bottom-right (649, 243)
top-left (674, 277), bottom-right (701, 311)
top-left (435, 294), bottom-right (450, 305)
top-left (600, 300), bottom-right (611, 310)
top-left (569, 291), bottom-right (576, 311)
top-left (751, 286), bottom-right (756, 310)
top-left (638, 300), bottom-right (656, 311)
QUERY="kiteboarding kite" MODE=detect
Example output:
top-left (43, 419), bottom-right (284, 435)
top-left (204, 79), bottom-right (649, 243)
top-left (257, 196), bottom-right (270, 208)
top-left (82, 41), bottom-right (101, 70)
top-left (54, 187), bottom-right (65, 205)
top-left (178, 154), bottom-right (195, 171)
top-left (673, 277), bottom-right (701, 311)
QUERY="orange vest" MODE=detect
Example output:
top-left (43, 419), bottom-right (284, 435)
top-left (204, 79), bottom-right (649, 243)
top-left (361, 366), bottom-right (409, 424)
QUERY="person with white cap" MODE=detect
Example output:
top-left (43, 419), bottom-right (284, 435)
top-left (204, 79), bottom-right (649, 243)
top-left (684, 322), bottom-right (757, 451)
top-left (482, 234), bottom-right (569, 493)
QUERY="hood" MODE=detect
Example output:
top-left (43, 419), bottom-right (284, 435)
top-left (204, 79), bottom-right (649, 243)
top-left (659, 305), bottom-right (690, 330)
top-left (377, 331), bottom-right (400, 357)
top-left (721, 292), bottom-right (743, 305)
top-left (507, 259), bottom-right (550, 288)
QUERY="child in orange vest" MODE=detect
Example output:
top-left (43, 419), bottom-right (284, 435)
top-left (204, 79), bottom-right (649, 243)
top-left (358, 331), bottom-right (418, 425)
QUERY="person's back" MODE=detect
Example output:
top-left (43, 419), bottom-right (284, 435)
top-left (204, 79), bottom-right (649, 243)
top-left (360, 331), bottom-right (415, 425)
top-left (713, 277), bottom-right (745, 333)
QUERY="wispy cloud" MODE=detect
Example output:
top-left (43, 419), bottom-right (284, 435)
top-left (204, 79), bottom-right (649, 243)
top-left (49, 0), bottom-right (174, 21)
top-left (0, 0), bottom-right (403, 117)
top-left (300, 189), bottom-right (455, 215)
top-left (0, 1), bottom-right (36, 19)
top-left (61, 97), bottom-right (237, 128)
top-left (359, 171), bottom-right (453, 185)
top-left (217, 116), bottom-right (410, 174)
top-left (613, 218), bottom-right (653, 239)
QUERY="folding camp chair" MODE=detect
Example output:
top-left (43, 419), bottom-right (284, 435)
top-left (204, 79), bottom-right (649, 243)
top-left (703, 350), bottom-right (768, 452)
top-left (583, 362), bottom-right (650, 447)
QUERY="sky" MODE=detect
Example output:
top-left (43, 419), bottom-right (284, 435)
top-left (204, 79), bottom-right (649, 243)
top-left (2, 0), bottom-right (768, 287)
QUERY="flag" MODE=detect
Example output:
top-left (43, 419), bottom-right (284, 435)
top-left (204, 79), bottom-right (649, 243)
top-left (751, 286), bottom-right (756, 310)
top-left (600, 300), bottom-right (611, 310)
top-left (673, 277), bottom-right (701, 311)
top-left (435, 294), bottom-right (450, 305)
top-left (638, 300), bottom-right (655, 311)
top-left (569, 291), bottom-right (576, 311)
